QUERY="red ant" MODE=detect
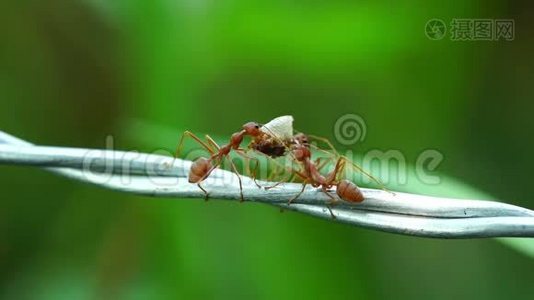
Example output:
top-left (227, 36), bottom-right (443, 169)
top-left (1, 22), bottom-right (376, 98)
top-left (264, 143), bottom-right (362, 218)
top-left (263, 132), bottom-right (388, 218)
top-left (289, 144), bottom-right (364, 204)
top-left (174, 123), bottom-right (260, 201)
top-left (174, 116), bottom-right (296, 200)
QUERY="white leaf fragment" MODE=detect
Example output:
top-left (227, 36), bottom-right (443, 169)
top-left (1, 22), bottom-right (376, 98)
top-left (261, 115), bottom-right (294, 141)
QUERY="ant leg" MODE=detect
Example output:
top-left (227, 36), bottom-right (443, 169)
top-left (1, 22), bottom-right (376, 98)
top-left (273, 163), bottom-right (298, 183)
top-left (293, 130), bottom-right (338, 157)
top-left (234, 149), bottom-right (262, 189)
top-left (176, 131), bottom-right (216, 157)
top-left (224, 156), bottom-right (245, 202)
top-left (288, 181), bottom-right (308, 205)
top-left (205, 135), bottom-right (262, 199)
top-left (169, 131), bottom-right (216, 169)
top-left (241, 149), bottom-right (296, 189)
top-left (198, 158), bottom-right (223, 182)
top-left (341, 157), bottom-right (392, 193)
top-left (244, 155), bottom-right (253, 180)
top-left (310, 139), bottom-right (388, 192)
top-left (262, 161), bottom-right (291, 189)
top-left (306, 133), bottom-right (388, 192)
top-left (204, 135), bottom-right (250, 197)
top-left (267, 161), bottom-right (288, 182)
top-left (307, 134), bottom-right (390, 190)
top-left (327, 207), bottom-right (336, 219)
top-left (197, 183), bottom-right (210, 201)
top-left (204, 134), bottom-right (221, 151)
top-left (192, 158), bottom-right (224, 199)
top-left (242, 149), bottom-right (307, 191)
top-left (324, 157), bottom-right (347, 185)
top-left (321, 186), bottom-right (340, 205)
top-left (321, 186), bottom-right (339, 219)
top-left (315, 156), bottom-right (335, 173)
top-left (264, 172), bottom-right (293, 190)
top-left (284, 162), bottom-right (305, 184)
top-left (265, 167), bottom-right (307, 190)
top-left (308, 143), bottom-right (338, 159)
top-left (267, 161), bottom-right (280, 181)
top-left (307, 134), bottom-right (340, 157)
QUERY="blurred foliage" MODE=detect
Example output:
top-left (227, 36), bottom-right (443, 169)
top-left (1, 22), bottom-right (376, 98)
top-left (1, 0), bottom-right (534, 299)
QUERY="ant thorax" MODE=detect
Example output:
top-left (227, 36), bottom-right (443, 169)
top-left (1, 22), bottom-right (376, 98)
top-left (248, 115), bottom-right (294, 158)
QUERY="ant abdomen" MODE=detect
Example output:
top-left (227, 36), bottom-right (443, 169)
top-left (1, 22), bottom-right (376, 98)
top-left (189, 157), bottom-right (212, 183)
top-left (336, 179), bottom-right (364, 203)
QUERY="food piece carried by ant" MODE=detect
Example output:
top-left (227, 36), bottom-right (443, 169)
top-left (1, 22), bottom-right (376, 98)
top-left (248, 115), bottom-right (294, 158)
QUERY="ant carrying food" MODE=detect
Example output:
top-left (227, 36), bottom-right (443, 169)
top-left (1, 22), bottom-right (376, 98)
top-left (174, 116), bottom-right (302, 200)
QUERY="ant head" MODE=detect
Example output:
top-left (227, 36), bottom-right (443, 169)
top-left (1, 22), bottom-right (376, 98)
top-left (243, 122), bottom-right (261, 136)
top-left (292, 144), bottom-right (310, 161)
top-left (293, 133), bottom-right (309, 145)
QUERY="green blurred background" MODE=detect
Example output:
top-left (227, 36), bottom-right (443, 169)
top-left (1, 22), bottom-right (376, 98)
top-left (2, 0), bottom-right (534, 299)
